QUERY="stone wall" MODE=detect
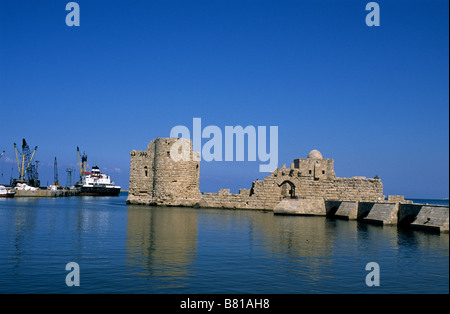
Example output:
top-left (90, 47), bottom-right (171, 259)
top-left (262, 167), bottom-right (384, 202)
top-left (126, 138), bottom-right (449, 232)
top-left (128, 139), bottom-right (384, 210)
top-left (199, 187), bottom-right (280, 210)
top-left (127, 138), bottom-right (202, 206)
top-left (273, 198), bottom-right (326, 215)
top-left (199, 167), bottom-right (383, 211)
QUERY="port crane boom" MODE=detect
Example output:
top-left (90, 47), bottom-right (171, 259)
top-left (77, 146), bottom-right (88, 179)
top-left (12, 139), bottom-right (40, 187)
top-left (77, 146), bottom-right (82, 178)
top-left (24, 145), bottom-right (38, 177)
top-left (54, 157), bottom-right (60, 187)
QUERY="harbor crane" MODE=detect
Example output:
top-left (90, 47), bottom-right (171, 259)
top-left (12, 138), bottom-right (40, 187)
top-left (77, 146), bottom-right (88, 179)
top-left (53, 157), bottom-right (60, 187)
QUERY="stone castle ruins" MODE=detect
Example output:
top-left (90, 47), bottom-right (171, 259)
top-left (126, 138), bottom-right (449, 232)
top-left (127, 138), bottom-right (384, 209)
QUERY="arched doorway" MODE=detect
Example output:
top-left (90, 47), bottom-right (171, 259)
top-left (279, 180), bottom-right (296, 199)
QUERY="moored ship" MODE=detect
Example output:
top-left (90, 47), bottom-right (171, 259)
top-left (75, 147), bottom-right (121, 196)
top-left (0, 185), bottom-right (15, 198)
top-left (75, 166), bottom-right (121, 196)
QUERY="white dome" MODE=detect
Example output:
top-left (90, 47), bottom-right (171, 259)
top-left (307, 149), bottom-right (323, 159)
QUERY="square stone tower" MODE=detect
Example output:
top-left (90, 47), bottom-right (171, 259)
top-left (293, 149), bottom-right (336, 180)
top-left (127, 138), bottom-right (202, 206)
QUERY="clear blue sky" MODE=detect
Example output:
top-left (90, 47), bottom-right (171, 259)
top-left (0, 0), bottom-right (448, 198)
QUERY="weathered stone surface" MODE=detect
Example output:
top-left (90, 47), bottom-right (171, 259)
top-left (362, 203), bottom-right (399, 225)
top-left (273, 198), bottom-right (326, 215)
top-left (128, 142), bottom-right (385, 210)
top-left (398, 203), bottom-right (449, 232)
top-left (388, 195), bottom-right (412, 204)
top-left (409, 205), bottom-right (449, 232)
top-left (127, 139), bottom-right (449, 232)
top-left (127, 138), bottom-right (201, 207)
top-left (334, 201), bottom-right (359, 220)
top-left (201, 150), bottom-right (384, 210)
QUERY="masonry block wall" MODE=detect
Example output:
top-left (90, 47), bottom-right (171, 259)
top-left (128, 138), bottom-right (384, 210)
top-left (127, 138), bottom-right (202, 206)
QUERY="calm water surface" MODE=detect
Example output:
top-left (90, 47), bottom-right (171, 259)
top-left (0, 193), bottom-right (448, 294)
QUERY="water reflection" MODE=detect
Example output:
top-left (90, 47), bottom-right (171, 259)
top-left (0, 199), bottom-right (36, 269)
top-left (124, 205), bottom-right (448, 293)
top-left (1, 196), bottom-right (447, 293)
top-left (126, 205), bottom-right (198, 289)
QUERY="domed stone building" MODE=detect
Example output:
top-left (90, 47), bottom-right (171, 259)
top-left (292, 149), bottom-right (336, 181)
top-left (128, 139), bottom-right (384, 210)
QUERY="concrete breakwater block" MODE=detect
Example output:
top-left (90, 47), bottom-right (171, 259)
top-left (332, 201), bottom-right (358, 220)
top-left (362, 203), bottom-right (398, 225)
top-left (410, 205), bottom-right (449, 232)
top-left (273, 198), bottom-right (326, 216)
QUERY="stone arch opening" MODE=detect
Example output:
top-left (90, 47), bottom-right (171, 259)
top-left (279, 180), bottom-right (296, 199)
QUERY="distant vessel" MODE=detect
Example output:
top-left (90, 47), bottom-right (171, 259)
top-left (75, 166), bottom-right (121, 196)
top-left (75, 147), bottom-right (121, 196)
top-left (0, 185), bottom-right (15, 198)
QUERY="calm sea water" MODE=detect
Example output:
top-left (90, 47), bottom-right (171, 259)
top-left (0, 193), bottom-right (448, 294)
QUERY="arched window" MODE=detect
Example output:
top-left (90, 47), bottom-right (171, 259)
top-left (144, 166), bottom-right (148, 177)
